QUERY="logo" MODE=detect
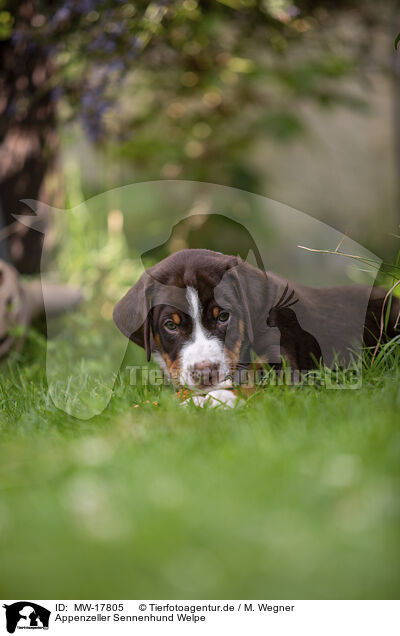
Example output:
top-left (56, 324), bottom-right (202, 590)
top-left (2, 603), bottom-right (50, 634)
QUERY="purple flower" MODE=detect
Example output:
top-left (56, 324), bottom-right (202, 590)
top-left (52, 6), bottom-right (72, 25)
top-left (10, 30), bottom-right (25, 46)
top-left (287, 5), bottom-right (300, 18)
top-left (87, 34), bottom-right (117, 53)
top-left (106, 59), bottom-right (125, 72)
top-left (79, 0), bottom-right (101, 13)
top-left (50, 86), bottom-right (64, 101)
top-left (5, 102), bottom-right (17, 116)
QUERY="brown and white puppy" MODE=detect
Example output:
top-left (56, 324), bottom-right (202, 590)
top-left (113, 248), bottom-right (399, 407)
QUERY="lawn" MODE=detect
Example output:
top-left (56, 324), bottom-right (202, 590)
top-left (0, 329), bottom-right (399, 600)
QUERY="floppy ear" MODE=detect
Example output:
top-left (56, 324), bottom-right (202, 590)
top-left (232, 261), bottom-right (272, 346)
top-left (215, 260), bottom-right (273, 354)
top-left (113, 272), bottom-right (154, 361)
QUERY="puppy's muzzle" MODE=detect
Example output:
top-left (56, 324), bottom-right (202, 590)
top-left (189, 361), bottom-right (222, 388)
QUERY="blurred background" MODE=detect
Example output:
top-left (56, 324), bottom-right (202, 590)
top-left (0, 0), bottom-right (399, 275)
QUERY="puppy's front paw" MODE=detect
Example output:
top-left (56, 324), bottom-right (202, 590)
top-left (182, 389), bottom-right (239, 409)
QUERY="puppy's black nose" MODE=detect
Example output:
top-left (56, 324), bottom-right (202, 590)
top-left (191, 361), bottom-right (220, 387)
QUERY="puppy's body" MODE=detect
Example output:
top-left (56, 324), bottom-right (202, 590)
top-left (114, 249), bottom-right (399, 404)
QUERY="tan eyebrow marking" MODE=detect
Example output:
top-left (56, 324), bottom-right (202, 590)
top-left (212, 306), bottom-right (219, 319)
top-left (172, 312), bottom-right (181, 325)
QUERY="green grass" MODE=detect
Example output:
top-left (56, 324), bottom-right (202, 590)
top-left (0, 330), bottom-right (399, 599)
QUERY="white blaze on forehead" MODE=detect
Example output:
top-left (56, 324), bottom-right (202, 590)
top-left (179, 287), bottom-right (229, 389)
top-left (186, 286), bottom-right (202, 328)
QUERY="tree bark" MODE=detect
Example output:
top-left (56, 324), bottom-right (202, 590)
top-left (0, 0), bottom-right (57, 274)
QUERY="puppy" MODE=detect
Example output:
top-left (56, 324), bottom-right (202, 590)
top-left (113, 249), bottom-right (399, 406)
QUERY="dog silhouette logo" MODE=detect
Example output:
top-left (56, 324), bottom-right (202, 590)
top-left (2, 602), bottom-right (50, 633)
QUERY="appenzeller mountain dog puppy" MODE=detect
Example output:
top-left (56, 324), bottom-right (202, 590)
top-left (113, 249), bottom-right (399, 407)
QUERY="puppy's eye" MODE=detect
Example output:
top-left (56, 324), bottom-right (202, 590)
top-left (164, 319), bottom-right (178, 332)
top-left (217, 311), bottom-right (230, 324)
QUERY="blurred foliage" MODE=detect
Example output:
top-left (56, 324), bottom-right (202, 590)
top-left (2, 0), bottom-right (391, 191)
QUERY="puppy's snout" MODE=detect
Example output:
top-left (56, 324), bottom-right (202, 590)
top-left (190, 361), bottom-right (220, 387)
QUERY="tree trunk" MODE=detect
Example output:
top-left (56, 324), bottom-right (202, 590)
top-left (0, 0), bottom-right (57, 274)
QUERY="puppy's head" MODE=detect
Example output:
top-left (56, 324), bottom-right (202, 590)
top-left (113, 249), bottom-right (269, 389)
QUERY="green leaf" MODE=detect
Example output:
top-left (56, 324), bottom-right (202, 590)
top-left (395, 33), bottom-right (400, 50)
